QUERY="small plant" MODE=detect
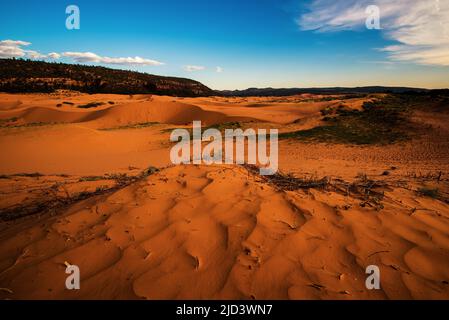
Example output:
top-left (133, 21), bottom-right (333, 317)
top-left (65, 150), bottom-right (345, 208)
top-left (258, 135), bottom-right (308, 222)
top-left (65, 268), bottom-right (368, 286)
top-left (141, 166), bottom-right (159, 177)
top-left (320, 107), bottom-right (335, 116)
top-left (99, 122), bottom-right (159, 131)
top-left (78, 176), bottom-right (105, 182)
top-left (0, 117), bottom-right (19, 127)
top-left (0, 166), bottom-right (160, 221)
top-left (14, 172), bottom-right (43, 178)
top-left (78, 102), bottom-right (105, 109)
top-left (356, 172), bottom-right (368, 182)
top-left (417, 187), bottom-right (439, 199)
top-left (95, 185), bottom-right (109, 192)
top-left (186, 122), bottom-right (242, 137)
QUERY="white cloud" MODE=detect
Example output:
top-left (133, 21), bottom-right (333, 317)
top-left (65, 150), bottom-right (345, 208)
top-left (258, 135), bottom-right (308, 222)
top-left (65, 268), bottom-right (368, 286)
top-left (0, 40), bottom-right (162, 66)
top-left (62, 52), bottom-right (100, 62)
top-left (0, 39), bottom-right (61, 60)
top-left (297, 0), bottom-right (449, 66)
top-left (0, 39), bottom-right (30, 58)
top-left (216, 66), bottom-right (223, 73)
top-left (47, 52), bottom-right (61, 60)
top-left (1, 40), bottom-right (31, 47)
top-left (183, 65), bottom-right (206, 72)
top-left (63, 51), bottom-right (163, 66)
top-left (26, 50), bottom-right (48, 60)
top-left (27, 51), bottom-right (61, 60)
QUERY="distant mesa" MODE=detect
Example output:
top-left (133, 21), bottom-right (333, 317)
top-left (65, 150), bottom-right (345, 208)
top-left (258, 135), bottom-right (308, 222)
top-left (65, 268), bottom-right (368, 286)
top-left (217, 86), bottom-right (431, 97)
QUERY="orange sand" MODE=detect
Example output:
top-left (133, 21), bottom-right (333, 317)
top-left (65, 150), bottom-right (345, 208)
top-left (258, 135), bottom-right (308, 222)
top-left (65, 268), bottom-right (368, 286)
top-left (0, 92), bottom-right (448, 299)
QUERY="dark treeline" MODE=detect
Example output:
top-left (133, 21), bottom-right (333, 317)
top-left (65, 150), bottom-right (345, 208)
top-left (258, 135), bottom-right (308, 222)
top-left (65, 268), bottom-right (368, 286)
top-left (217, 86), bottom-right (436, 97)
top-left (0, 58), bottom-right (214, 97)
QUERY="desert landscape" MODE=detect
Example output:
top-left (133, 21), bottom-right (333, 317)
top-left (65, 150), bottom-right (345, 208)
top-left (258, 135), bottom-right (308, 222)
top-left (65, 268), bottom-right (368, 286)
top-left (0, 89), bottom-right (448, 299)
top-left (1, 0), bottom-right (449, 303)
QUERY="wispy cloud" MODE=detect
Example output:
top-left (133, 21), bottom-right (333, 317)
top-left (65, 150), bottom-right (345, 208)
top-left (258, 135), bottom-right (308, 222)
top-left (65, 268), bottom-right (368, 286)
top-left (183, 65), bottom-right (206, 72)
top-left (47, 52), bottom-right (61, 59)
top-left (62, 52), bottom-right (164, 66)
top-left (1, 40), bottom-right (31, 46)
top-left (216, 66), bottom-right (223, 73)
top-left (0, 40), bottom-right (29, 58)
top-left (27, 51), bottom-right (61, 60)
top-left (0, 40), bottom-right (61, 60)
top-left (0, 40), bottom-right (163, 66)
top-left (297, 0), bottom-right (449, 66)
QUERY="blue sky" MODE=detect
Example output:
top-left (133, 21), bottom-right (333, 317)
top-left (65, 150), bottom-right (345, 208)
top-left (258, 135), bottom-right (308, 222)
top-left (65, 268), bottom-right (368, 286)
top-left (1, 0), bottom-right (448, 89)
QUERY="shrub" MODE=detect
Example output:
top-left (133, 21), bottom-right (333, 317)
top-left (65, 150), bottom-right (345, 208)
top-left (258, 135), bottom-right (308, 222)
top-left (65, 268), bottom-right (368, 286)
top-left (78, 102), bottom-right (105, 109)
top-left (417, 187), bottom-right (439, 199)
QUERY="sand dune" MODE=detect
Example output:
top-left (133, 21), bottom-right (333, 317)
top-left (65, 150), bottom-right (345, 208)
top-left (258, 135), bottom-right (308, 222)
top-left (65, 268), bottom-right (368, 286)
top-left (0, 92), bottom-right (448, 300)
top-left (0, 98), bottom-right (234, 127)
top-left (0, 164), bottom-right (448, 299)
top-left (0, 93), bottom-right (337, 128)
top-left (0, 100), bottom-right (22, 111)
top-left (182, 97), bottom-right (337, 124)
top-left (5, 107), bottom-right (89, 124)
top-left (0, 124), bottom-right (170, 175)
top-left (80, 100), bottom-right (242, 128)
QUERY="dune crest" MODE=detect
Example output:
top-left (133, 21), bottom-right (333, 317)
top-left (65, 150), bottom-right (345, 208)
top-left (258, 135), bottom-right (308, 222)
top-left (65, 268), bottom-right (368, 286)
top-left (0, 93), bottom-right (339, 128)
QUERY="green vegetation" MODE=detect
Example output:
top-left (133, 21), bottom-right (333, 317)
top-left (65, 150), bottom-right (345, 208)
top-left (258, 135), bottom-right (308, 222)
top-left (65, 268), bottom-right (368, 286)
top-left (79, 169), bottom-right (159, 184)
top-left (0, 117), bottom-right (19, 126)
top-left (280, 94), bottom-right (417, 145)
top-left (0, 172), bottom-right (43, 179)
top-left (188, 121), bottom-right (243, 138)
top-left (1, 122), bottom-right (60, 128)
top-left (78, 176), bottom-right (105, 182)
top-left (78, 102), bottom-right (105, 109)
top-left (164, 122), bottom-right (243, 138)
top-left (13, 172), bottom-right (44, 178)
top-left (417, 187), bottom-right (439, 199)
top-left (205, 121), bottom-right (242, 132)
top-left (99, 122), bottom-right (159, 131)
top-left (302, 95), bottom-right (366, 103)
